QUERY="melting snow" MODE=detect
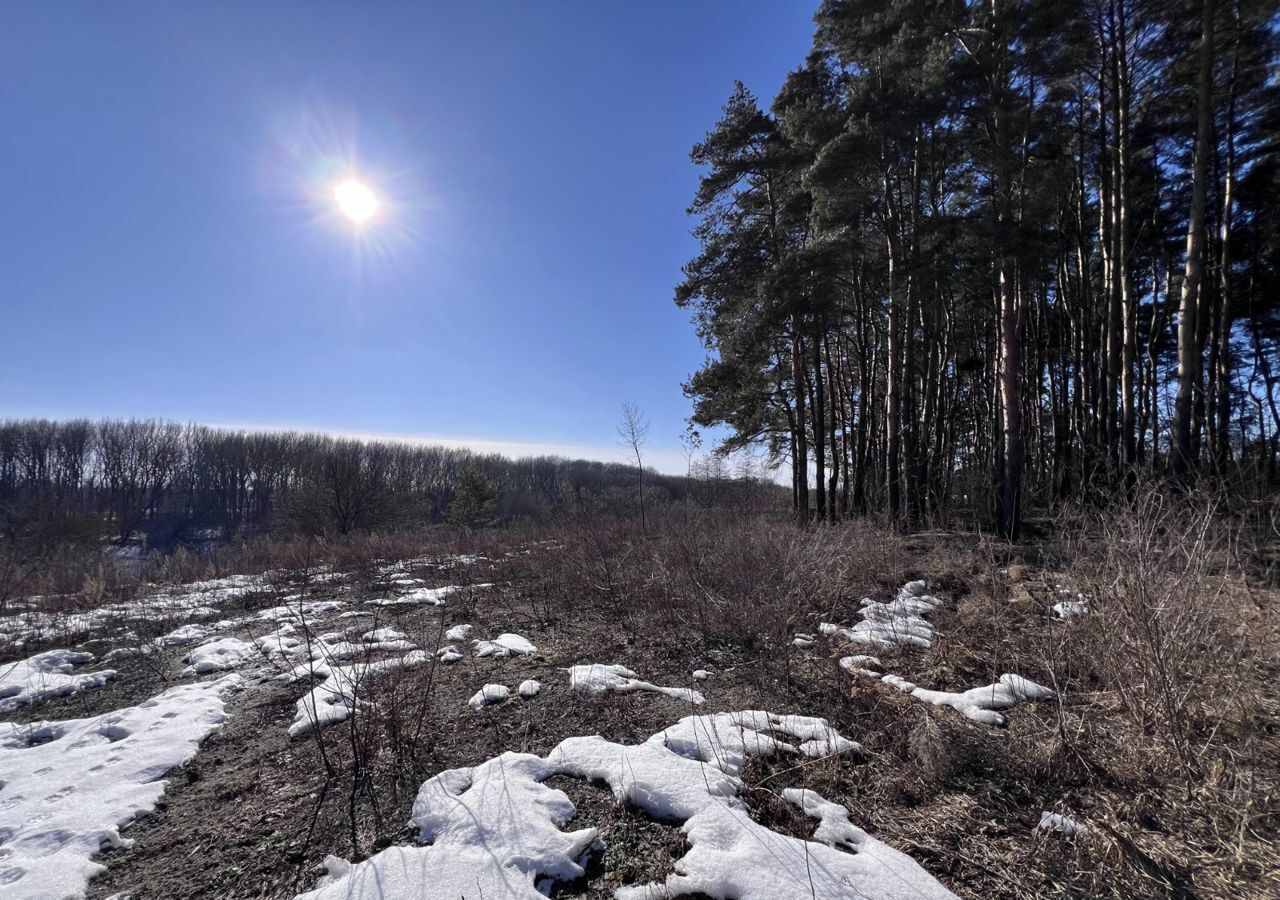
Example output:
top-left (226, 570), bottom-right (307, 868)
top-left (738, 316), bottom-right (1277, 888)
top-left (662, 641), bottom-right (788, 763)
top-left (839, 654), bottom-right (883, 677)
top-left (474, 633), bottom-right (537, 658)
top-left (253, 623), bottom-right (304, 660)
top-left (820, 580), bottom-right (945, 651)
top-left (467, 684), bottom-right (510, 711)
top-left (1038, 811), bottom-right (1086, 836)
top-left (257, 600), bottom-right (346, 623)
top-left (0, 675), bottom-right (240, 898)
top-left (288, 654), bottom-right (427, 737)
top-left (155, 624), bottom-right (208, 647)
top-left (1052, 599), bottom-right (1089, 620)
top-left (567, 664), bottom-right (704, 705)
top-left (443, 624), bottom-right (472, 642)
top-left (295, 709), bottom-right (947, 900)
top-left (362, 627), bottom-right (408, 643)
top-left (518, 679), bottom-right (541, 698)
top-left (181, 637), bottom-right (254, 676)
top-left (372, 584), bottom-right (492, 608)
top-left (0, 649), bottom-right (116, 713)
top-left (909, 674), bottom-right (1053, 726)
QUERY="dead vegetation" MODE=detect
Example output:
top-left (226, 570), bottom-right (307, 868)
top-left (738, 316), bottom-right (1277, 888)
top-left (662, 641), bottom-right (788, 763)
top-left (3, 490), bottom-right (1277, 899)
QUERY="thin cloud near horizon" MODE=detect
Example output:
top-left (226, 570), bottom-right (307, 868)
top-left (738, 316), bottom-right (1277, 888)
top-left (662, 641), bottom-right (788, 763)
top-left (211, 420), bottom-right (701, 476)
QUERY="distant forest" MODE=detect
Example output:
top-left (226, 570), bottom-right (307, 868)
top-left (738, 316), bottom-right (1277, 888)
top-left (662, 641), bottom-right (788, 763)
top-left (678, 0), bottom-right (1279, 535)
top-left (0, 419), bottom-right (781, 552)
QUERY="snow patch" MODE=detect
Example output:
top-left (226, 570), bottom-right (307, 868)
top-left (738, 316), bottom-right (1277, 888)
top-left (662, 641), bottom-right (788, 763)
top-left (1052, 599), bottom-right (1089, 620)
top-left (0, 649), bottom-right (116, 713)
top-left (467, 684), bottom-right (510, 711)
top-left (155, 624), bottom-right (208, 647)
top-left (289, 654), bottom-right (427, 737)
top-left (474, 633), bottom-right (536, 658)
top-left (444, 624), bottom-right (472, 642)
top-left (0, 676), bottom-right (240, 899)
top-left (566, 664), bottom-right (704, 705)
top-left (294, 709), bottom-right (945, 900)
top-left (1038, 811), bottom-right (1087, 836)
top-left (910, 674), bottom-right (1053, 726)
top-left (181, 637), bottom-right (254, 676)
top-left (839, 654), bottom-right (883, 678)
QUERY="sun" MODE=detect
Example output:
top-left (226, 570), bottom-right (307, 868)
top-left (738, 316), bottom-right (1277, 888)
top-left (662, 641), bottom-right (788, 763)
top-left (334, 178), bottom-right (379, 224)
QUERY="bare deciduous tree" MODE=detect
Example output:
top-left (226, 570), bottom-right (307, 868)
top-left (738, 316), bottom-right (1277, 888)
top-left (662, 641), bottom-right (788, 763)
top-left (618, 402), bottom-right (650, 531)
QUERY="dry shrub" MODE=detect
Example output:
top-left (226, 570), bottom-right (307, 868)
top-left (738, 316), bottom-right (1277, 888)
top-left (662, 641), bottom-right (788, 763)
top-left (1046, 487), bottom-right (1280, 897)
top-left (1061, 488), bottom-right (1269, 777)
top-left (513, 506), bottom-right (915, 656)
top-left (908, 708), bottom-right (1008, 783)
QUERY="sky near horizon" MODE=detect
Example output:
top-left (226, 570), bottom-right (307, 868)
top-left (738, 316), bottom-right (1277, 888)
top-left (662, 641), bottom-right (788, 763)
top-left (0, 2), bottom-right (819, 473)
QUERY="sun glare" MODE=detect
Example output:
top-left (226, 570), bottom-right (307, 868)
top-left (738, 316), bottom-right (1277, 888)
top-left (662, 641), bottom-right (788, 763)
top-left (334, 178), bottom-right (379, 224)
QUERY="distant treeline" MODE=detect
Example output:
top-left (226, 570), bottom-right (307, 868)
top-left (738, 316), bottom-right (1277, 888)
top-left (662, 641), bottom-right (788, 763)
top-left (0, 419), bottom-right (783, 551)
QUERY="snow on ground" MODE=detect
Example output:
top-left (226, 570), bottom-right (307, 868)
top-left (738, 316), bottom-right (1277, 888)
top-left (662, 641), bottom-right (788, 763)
top-left (0, 574), bottom-right (278, 650)
top-left (297, 709), bottom-right (948, 900)
top-left (364, 598), bottom-right (417, 610)
top-left (1052, 599), bottom-right (1089, 620)
top-left (444, 624), bottom-right (471, 642)
top-left (467, 684), bottom-right (510, 711)
top-left (367, 584), bottom-right (493, 609)
top-left (474, 633), bottom-right (537, 658)
top-left (617, 797), bottom-right (953, 900)
top-left (254, 623), bottom-right (305, 660)
top-left (288, 654), bottom-right (428, 738)
top-left (102, 646), bottom-right (153, 663)
top-left (566, 664), bottom-right (704, 705)
top-left (831, 582), bottom-right (1056, 726)
top-left (518, 679), bottom-right (541, 698)
top-left (316, 634), bottom-right (418, 662)
top-left (819, 579), bottom-right (945, 651)
top-left (155, 624), bottom-right (209, 647)
top-left (0, 649), bottom-right (117, 713)
top-left (904, 674), bottom-right (1053, 725)
top-left (362, 627), bottom-right (408, 643)
top-left (839, 654), bottom-right (883, 677)
top-left (257, 600), bottom-right (347, 623)
top-left (180, 638), bottom-right (254, 676)
top-left (1039, 811), bottom-right (1087, 836)
top-left (0, 675), bottom-right (240, 898)
top-left (435, 646), bottom-right (463, 664)
top-left (791, 632), bottom-right (816, 650)
top-left (297, 752), bottom-right (594, 900)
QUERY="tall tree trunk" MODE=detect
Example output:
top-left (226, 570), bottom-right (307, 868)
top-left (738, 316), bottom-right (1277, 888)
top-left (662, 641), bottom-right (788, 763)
top-left (1172, 0), bottom-right (1216, 476)
top-left (1215, 19), bottom-right (1239, 469)
top-left (792, 329), bottom-right (810, 521)
top-left (811, 325), bottom-right (827, 521)
top-left (885, 223), bottom-right (905, 528)
top-left (1115, 0), bottom-right (1137, 478)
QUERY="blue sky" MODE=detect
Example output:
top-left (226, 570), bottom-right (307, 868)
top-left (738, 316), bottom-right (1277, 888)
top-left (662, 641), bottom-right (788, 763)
top-left (0, 2), bottom-right (818, 472)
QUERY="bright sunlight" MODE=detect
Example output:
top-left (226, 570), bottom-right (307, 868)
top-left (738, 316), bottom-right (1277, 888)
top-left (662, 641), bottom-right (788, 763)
top-left (334, 178), bottom-right (379, 223)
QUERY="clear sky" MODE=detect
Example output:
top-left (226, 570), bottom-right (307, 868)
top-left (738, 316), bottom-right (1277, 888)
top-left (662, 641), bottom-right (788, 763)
top-left (0, 2), bottom-right (819, 473)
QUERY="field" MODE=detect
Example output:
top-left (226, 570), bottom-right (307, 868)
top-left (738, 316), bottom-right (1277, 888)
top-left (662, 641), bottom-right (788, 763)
top-left (1, 504), bottom-right (1277, 899)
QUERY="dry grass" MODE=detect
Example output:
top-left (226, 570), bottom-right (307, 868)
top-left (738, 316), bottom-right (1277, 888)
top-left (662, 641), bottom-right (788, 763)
top-left (7, 493), bottom-right (1278, 898)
